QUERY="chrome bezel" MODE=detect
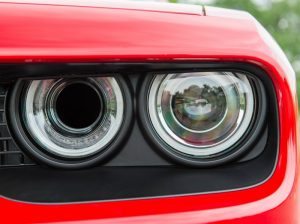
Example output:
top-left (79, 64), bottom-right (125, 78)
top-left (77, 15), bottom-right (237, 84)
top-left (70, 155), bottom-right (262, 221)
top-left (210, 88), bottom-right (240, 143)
top-left (46, 79), bottom-right (104, 136)
top-left (23, 77), bottom-right (124, 158)
top-left (148, 72), bottom-right (255, 157)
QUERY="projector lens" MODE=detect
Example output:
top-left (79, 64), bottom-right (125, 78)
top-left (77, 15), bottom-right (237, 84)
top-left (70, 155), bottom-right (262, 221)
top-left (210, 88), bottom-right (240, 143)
top-left (148, 72), bottom-right (255, 157)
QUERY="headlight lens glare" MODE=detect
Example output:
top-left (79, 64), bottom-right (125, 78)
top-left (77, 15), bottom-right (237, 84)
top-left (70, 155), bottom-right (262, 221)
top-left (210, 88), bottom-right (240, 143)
top-left (148, 72), bottom-right (255, 157)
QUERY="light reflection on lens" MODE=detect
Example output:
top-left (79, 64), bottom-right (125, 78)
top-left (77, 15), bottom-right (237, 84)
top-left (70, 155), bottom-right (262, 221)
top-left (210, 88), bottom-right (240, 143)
top-left (148, 72), bottom-right (254, 157)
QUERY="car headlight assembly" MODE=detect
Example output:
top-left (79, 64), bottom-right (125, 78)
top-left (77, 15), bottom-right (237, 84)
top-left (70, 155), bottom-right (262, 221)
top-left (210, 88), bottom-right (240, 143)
top-left (139, 71), bottom-right (266, 167)
top-left (9, 76), bottom-right (132, 169)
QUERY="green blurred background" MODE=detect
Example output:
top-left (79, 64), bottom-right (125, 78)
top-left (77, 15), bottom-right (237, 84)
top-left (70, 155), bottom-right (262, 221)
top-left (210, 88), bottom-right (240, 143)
top-left (139, 0), bottom-right (300, 103)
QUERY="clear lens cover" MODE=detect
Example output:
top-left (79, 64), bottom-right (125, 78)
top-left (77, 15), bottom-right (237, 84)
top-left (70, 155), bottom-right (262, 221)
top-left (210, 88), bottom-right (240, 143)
top-left (23, 77), bottom-right (124, 158)
top-left (148, 72), bottom-right (254, 157)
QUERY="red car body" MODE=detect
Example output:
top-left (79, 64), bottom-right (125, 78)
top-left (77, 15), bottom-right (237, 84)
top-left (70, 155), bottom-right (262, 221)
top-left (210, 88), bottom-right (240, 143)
top-left (0, 0), bottom-right (299, 223)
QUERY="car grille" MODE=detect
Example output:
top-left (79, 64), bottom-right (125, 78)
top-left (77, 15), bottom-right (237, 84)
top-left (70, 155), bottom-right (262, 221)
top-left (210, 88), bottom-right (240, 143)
top-left (0, 84), bottom-right (35, 167)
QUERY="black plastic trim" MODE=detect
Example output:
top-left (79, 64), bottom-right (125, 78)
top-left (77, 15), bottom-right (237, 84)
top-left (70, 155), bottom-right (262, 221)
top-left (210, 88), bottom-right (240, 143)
top-left (0, 62), bottom-right (278, 203)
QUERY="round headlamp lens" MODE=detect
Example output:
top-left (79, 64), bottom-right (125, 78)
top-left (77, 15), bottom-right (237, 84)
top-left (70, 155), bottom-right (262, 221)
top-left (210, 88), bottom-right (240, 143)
top-left (171, 76), bottom-right (228, 132)
top-left (148, 72), bottom-right (254, 157)
top-left (54, 81), bottom-right (103, 130)
top-left (23, 77), bottom-right (124, 158)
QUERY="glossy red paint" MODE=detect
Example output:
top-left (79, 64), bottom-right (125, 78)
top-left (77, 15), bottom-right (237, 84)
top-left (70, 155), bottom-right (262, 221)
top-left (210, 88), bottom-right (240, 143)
top-left (0, 1), bottom-right (298, 223)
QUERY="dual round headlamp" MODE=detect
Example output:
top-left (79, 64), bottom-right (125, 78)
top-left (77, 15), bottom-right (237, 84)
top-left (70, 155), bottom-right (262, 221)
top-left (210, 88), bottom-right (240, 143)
top-left (9, 71), bottom-right (265, 168)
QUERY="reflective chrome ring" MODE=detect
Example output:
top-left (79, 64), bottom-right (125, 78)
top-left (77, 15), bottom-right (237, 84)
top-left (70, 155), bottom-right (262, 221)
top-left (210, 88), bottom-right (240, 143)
top-left (148, 72), bottom-right (255, 157)
top-left (46, 79), bottom-right (104, 136)
top-left (23, 77), bottom-right (124, 158)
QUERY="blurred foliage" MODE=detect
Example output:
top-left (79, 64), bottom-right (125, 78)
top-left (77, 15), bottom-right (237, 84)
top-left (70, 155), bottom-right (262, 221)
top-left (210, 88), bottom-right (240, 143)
top-left (169, 0), bottom-right (300, 103)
